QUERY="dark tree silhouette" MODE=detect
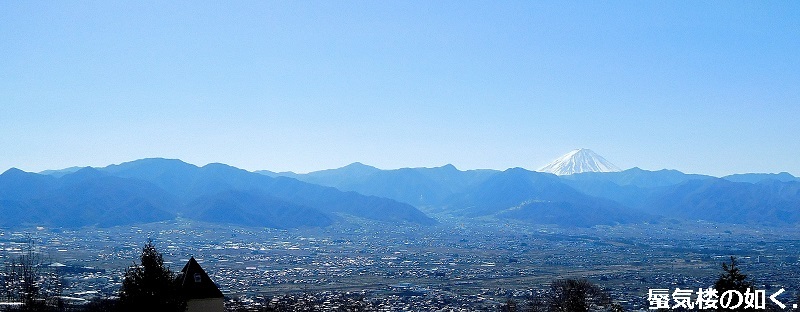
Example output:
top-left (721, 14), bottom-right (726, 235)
top-left (117, 239), bottom-right (185, 312)
top-left (714, 256), bottom-right (758, 312)
top-left (0, 237), bottom-right (62, 312)
top-left (500, 298), bottom-right (518, 312)
top-left (547, 279), bottom-right (610, 312)
top-left (519, 279), bottom-right (623, 312)
top-left (715, 256), bottom-right (752, 294)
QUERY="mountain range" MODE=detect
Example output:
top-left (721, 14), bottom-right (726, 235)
top-left (0, 159), bottom-right (435, 228)
top-left (261, 157), bottom-right (800, 227)
top-left (1, 152), bottom-right (799, 229)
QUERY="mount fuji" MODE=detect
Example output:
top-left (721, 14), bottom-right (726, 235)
top-left (539, 149), bottom-right (621, 175)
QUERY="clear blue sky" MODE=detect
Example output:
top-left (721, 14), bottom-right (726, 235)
top-left (2, 1), bottom-right (799, 176)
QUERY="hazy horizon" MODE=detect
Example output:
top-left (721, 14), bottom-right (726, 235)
top-left (3, 2), bottom-right (799, 176)
top-left (4, 154), bottom-right (795, 178)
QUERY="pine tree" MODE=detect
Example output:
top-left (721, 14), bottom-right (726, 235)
top-left (714, 256), bottom-right (755, 312)
top-left (714, 256), bottom-right (751, 294)
top-left (118, 239), bottom-right (185, 312)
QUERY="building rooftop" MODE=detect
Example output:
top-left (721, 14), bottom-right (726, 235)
top-left (177, 257), bottom-right (224, 299)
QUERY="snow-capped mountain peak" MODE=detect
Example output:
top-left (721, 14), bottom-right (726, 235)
top-left (538, 149), bottom-right (621, 175)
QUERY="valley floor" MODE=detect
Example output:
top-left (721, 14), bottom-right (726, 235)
top-left (2, 218), bottom-right (799, 310)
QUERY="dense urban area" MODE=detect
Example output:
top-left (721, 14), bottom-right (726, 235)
top-left (2, 216), bottom-right (799, 311)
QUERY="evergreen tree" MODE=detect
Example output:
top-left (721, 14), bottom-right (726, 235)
top-left (117, 239), bottom-right (185, 312)
top-left (714, 256), bottom-right (751, 294)
top-left (714, 256), bottom-right (755, 312)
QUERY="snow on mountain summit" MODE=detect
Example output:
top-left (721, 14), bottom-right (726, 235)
top-left (538, 149), bottom-right (621, 175)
